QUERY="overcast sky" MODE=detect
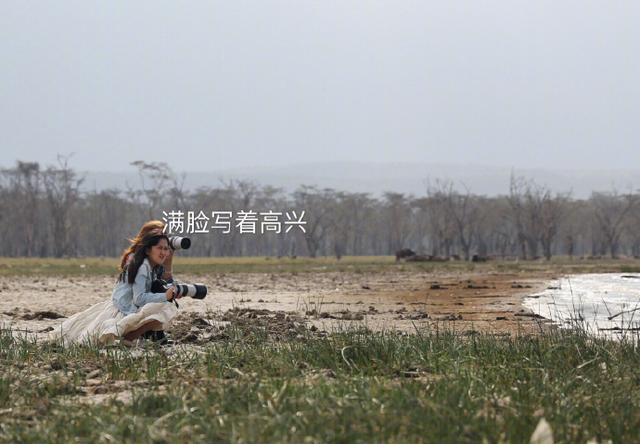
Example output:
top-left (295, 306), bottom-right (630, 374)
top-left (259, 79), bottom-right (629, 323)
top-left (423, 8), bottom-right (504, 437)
top-left (1, 1), bottom-right (638, 172)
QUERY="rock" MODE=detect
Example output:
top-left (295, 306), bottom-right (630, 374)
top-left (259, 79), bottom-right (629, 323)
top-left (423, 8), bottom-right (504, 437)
top-left (466, 283), bottom-right (490, 289)
top-left (21, 311), bottom-right (66, 321)
top-left (530, 418), bottom-right (554, 444)
top-left (86, 369), bottom-right (101, 379)
top-left (339, 311), bottom-right (364, 321)
top-left (515, 312), bottom-right (545, 319)
top-left (192, 318), bottom-right (211, 328)
top-left (406, 311), bottom-right (429, 320)
top-left (436, 314), bottom-right (462, 321)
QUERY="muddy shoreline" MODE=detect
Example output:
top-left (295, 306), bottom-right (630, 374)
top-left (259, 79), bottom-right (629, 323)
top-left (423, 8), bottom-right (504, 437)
top-left (0, 269), bottom-right (558, 342)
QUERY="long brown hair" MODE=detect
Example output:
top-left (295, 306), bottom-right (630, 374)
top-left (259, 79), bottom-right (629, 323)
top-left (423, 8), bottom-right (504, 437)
top-left (120, 232), bottom-right (169, 284)
top-left (118, 220), bottom-right (166, 273)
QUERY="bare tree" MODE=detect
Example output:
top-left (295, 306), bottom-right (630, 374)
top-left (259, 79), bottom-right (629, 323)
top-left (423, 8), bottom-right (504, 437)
top-left (382, 192), bottom-right (413, 254)
top-left (130, 161), bottom-right (175, 219)
top-left (1, 161), bottom-right (42, 256)
top-left (478, 197), bottom-right (514, 259)
top-left (627, 202), bottom-right (640, 258)
top-left (292, 185), bottom-right (334, 257)
top-left (531, 186), bottom-right (571, 261)
top-left (508, 175), bottom-right (568, 260)
top-left (43, 155), bottom-right (84, 257)
top-left (508, 175), bottom-right (531, 259)
top-left (2, 158), bottom-right (640, 261)
top-left (428, 180), bottom-right (481, 260)
top-left (81, 189), bottom-right (137, 256)
top-left (591, 190), bottom-right (639, 258)
top-left (326, 192), bottom-right (350, 259)
top-left (411, 197), bottom-right (431, 253)
top-left (348, 193), bottom-right (375, 255)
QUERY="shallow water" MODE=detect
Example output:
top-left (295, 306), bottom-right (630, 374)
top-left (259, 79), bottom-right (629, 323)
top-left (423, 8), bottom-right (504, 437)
top-left (524, 273), bottom-right (640, 338)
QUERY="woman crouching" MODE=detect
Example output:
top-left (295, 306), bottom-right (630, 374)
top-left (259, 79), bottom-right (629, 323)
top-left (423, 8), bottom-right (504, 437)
top-left (50, 225), bottom-right (182, 346)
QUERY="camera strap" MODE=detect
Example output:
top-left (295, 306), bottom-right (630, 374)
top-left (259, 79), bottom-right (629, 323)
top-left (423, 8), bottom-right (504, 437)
top-left (160, 266), bottom-right (180, 308)
top-left (169, 289), bottom-right (179, 309)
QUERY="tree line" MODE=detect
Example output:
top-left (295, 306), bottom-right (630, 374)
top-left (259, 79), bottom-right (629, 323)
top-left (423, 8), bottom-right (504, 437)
top-left (1, 157), bottom-right (639, 260)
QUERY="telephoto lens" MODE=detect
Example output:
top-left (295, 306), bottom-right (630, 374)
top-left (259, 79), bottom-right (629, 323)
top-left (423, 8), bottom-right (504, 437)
top-left (174, 283), bottom-right (207, 299)
top-left (168, 236), bottom-right (191, 250)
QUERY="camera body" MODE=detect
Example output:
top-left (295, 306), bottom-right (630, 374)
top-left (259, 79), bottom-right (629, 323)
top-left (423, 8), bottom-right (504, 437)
top-left (151, 278), bottom-right (207, 300)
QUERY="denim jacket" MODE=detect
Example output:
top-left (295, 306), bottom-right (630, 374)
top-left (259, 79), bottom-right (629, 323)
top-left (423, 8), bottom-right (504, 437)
top-left (111, 258), bottom-right (169, 314)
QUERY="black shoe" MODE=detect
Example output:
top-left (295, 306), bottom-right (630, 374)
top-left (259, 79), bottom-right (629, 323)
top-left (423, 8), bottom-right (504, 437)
top-left (141, 330), bottom-right (169, 344)
top-left (154, 330), bottom-right (168, 345)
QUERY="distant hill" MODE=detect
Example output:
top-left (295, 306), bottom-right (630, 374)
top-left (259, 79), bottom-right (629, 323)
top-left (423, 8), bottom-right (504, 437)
top-left (78, 161), bottom-right (640, 198)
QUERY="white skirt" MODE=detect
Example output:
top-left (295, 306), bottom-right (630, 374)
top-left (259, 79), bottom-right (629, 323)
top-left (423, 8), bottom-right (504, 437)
top-left (49, 299), bottom-right (178, 346)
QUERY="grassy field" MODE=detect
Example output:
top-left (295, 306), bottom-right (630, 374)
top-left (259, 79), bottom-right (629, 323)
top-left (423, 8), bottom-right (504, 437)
top-left (2, 257), bottom-right (640, 442)
top-left (1, 255), bottom-right (640, 277)
top-left (1, 322), bottom-right (639, 443)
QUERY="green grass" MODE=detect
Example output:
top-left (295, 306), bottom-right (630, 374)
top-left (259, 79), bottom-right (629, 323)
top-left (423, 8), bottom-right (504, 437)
top-left (1, 255), bottom-right (639, 277)
top-left (1, 324), bottom-right (639, 443)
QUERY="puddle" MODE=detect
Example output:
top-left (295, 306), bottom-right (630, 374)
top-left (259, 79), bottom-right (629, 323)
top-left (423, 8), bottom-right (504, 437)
top-left (524, 273), bottom-right (640, 338)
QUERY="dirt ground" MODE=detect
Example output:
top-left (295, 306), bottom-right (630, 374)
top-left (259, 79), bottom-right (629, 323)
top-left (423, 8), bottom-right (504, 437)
top-left (0, 268), bottom-right (556, 342)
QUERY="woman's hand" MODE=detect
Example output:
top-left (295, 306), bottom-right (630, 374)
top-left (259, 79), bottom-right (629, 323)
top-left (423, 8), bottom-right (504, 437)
top-left (165, 285), bottom-right (184, 301)
top-left (163, 248), bottom-right (174, 271)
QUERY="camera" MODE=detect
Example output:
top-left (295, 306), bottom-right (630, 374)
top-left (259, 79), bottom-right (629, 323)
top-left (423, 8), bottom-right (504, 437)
top-left (151, 278), bottom-right (207, 300)
top-left (168, 236), bottom-right (191, 250)
top-left (173, 282), bottom-right (207, 299)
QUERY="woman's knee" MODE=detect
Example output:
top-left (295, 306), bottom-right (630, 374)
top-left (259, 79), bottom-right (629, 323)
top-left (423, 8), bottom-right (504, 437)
top-left (149, 320), bottom-right (163, 331)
